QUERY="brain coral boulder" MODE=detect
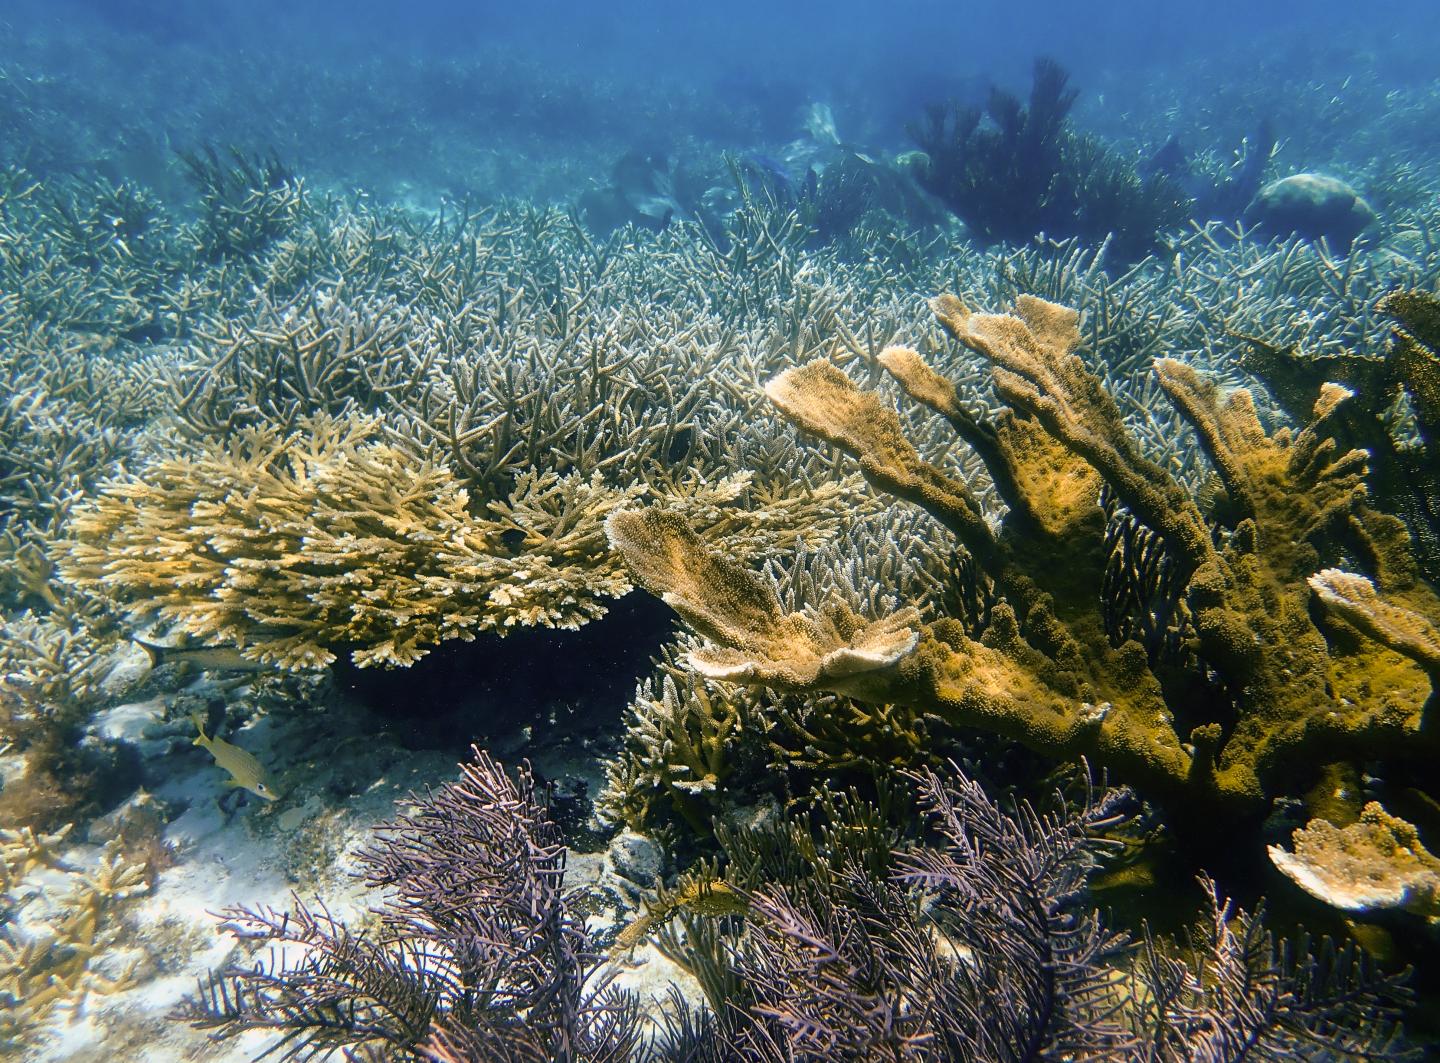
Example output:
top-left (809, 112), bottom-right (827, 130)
top-left (1245, 173), bottom-right (1377, 251)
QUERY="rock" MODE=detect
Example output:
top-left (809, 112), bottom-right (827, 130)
top-left (98, 643), bottom-right (152, 697)
top-left (88, 943), bottom-right (154, 987)
top-left (87, 789), bottom-right (174, 846)
top-left (607, 830), bottom-right (663, 887)
top-left (92, 698), bottom-right (168, 747)
top-left (1245, 173), bottom-right (1376, 251)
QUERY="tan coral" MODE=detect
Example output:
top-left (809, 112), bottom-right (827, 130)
top-left (1, 839), bottom-right (152, 1050)
top-left (1269, 803), bottom-right (1440, 920)
top-left (1308, 569), bottom-right (1440, 676)
top-left (0, 823), bottom-right (75, 887)
top-left (60, 412), bottom-right (861, 670)
top-left (606, 507), bottom-right (919, 690)
top-left (932, 293), bottom-right (1214, 568)
top-left (614, 291), bottom-right (1440, 866)
top-left (764, 359), bottom-right (996, 564)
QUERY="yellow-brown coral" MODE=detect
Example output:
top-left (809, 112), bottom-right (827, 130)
top-left (59, 414), bottom-right (863, 670)
top-left (612, 293), bottom-right (1440, 882)
top-left (58, 415), bottom-right (642, 668)
top-left (1269, 803), bottom-right (1440, 920)
top-left (1, 839), bottom-right (152, 1050)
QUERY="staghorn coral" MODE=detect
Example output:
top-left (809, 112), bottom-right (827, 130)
top-left (600, 647), bottom-right (765, 834)
top-left (1, 838), bottom-right (154, 1052)
top-left (58, 414), bottom-right (855, 670)
top-left (177, 145), bottom-right (309, 262)
top-left (609, 291), bottom-right (1440, 885)
top-left (58, 415), bottom-right (641, 669)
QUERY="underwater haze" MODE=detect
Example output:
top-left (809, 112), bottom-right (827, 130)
top-left (3, 0), bottom-right (1440, 1059)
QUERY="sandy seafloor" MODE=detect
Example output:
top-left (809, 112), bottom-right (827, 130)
top-left (4, 644), bottom-right (696, 1061)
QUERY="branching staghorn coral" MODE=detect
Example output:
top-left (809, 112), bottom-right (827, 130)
top-left (58, 415), bottom-right (857, 669)
top-left (609, 291), bottom-right (1440, 897)
top-left (58, 415), bottom-right (639, 668)
top-left (1, 838), bottom-right (154, 1052)
top-left (177, 145), bottom-right (308, 262)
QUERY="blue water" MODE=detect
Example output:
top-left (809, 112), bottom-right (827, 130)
top-left (5, 0), bottom-right (1439, 201)
top-left (4, 0), bottom-right (1440, 1057)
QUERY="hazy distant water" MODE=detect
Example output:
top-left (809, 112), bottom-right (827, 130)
top-left (11, 0), bottom-right (1440, 110)
top-left (3, 0), bottom-right (1439, 204)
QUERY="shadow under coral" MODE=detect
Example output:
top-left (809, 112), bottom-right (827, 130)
top-left (330, 591), bottom-right (677, 756)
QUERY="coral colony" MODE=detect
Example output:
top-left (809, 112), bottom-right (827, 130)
top-left (0, 12), bottom-right (1438, 1060)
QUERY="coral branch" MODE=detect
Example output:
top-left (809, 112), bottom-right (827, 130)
top-left (878, 344), bottom-right (1101, 537)
top-left (605, 507), bottom-right (919, 690)
top-left (1269, 803), bottom-right (1440, 920)
top-left (1308, 569), bottom-right (1440, 678)
top-left (932, 293), bottom-right (1214, 569)
top-left (764, 359), bottom-right (998, 565)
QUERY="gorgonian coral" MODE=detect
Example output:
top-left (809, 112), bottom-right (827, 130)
top-left (908, 59), bottom-right (1189, 263)
top-left (181, 750), bottom-right (1414, 1061)
top-left (179, 748), bottom-right (641, 1062)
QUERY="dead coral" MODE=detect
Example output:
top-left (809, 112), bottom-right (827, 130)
top-left (610, 292), bottom-right (1440, 888)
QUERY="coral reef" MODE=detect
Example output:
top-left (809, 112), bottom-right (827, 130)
top-left (1, 12), bottom-right (1438, 1057)
top-left (908, 58), bottom-right (1190, 262)
top-left (180, 748), bottom-right (643, 1061)
top-left (610, 291), bottom-right (1440, 887)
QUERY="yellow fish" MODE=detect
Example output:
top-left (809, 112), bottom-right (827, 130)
top-left (191, 713), bottom-right (280, 802)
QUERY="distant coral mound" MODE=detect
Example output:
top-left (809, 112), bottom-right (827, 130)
top-left (1246, 173), bottom-right (1376, 251)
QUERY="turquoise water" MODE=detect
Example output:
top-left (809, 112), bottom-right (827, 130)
top-left (2, 2), bottom-right (1439, 1059)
